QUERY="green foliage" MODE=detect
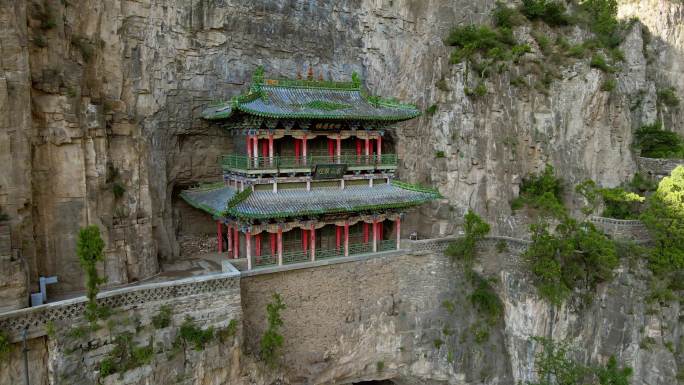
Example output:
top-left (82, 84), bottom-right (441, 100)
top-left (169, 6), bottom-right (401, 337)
top-left (580, 0), bottom-right (621, 48)
top-left (435, 150), bottom-right (445, 158)
top-left (496, 239), bottom-right (508, 253)
top-left (634, 122), bottom-right (684, 158)
top-left (32, 0), bottom-right (57, 30)
top-left (67, 325), bottom-right (89, 339)
top-left (351, 72), bottom-right (361, 88)
top-left (525, 219), bottom-right (618, 305)
top-left (260, 293), bottom-right (286, 367)
top-left (464, 82), bottom-right (488, 97)
top-left (77, 225), bottom-right (106, 323)
top-left (493, 1), bottom-right (526, 28)
top-left (70, 35), bottom-right (95, 63)
top-left (528, 337), bottom-right (632, 385)
top-left (590, 53), bottom-right (616, 73)
top-left (641, 166), bottom-right (684, 277)
top-left (433, 338), bottom-right (444, 349)
top-left (657, 87), bottom-right (680, 108)
top-left (0, 331), bottom-right (10, 361)
top-left (376, 361), bottom-right (385, 372)
top-left (472, 326), bottom-right (490, 344)
top-left (601, 77), bottom-right (616, 92)
top-left (426, 104), bottom-right (438, 115)
top-left (151, 305), bottom-right (172, 329)
top-left (445, 25), bottom-right (512, 63)
top-left (99, 333), bottom-right (154, 378)
top-left (575, 179), bottom-right (645, 219)
top-left (520, 0), bottom-right (571, 26)
top-left (112, 182), bottom-right (126, 199)
top-left (512, 165), bottom-right (566, 218)
top-left (33, 34), bottom-right (47, 48)
top-left (176, 317), bottom-right (214, 351)
top-left (445, 209), bottom-right (491, 264)
top-left (217, 319), bottom-right (238, 343)
top-left (469, 275), bottom-right (503, 324)
top-left (441, 300), bottom-right (456, 314)
top-left (45, 320), bottom-right (56, 338)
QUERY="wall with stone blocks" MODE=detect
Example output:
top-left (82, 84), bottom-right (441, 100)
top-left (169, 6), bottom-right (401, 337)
top-left (637, 156), bottom-right (684, 179)
top-left (0, 272), bottom-right (242, 385)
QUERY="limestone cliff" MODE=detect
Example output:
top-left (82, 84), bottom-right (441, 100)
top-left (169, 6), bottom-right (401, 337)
top-left (0, 0), bottom-right (682, 384)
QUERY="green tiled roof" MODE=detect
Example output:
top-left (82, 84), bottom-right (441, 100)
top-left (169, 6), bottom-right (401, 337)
top-left (202, 72), bottom-right (421, 122)
top-left (180, 182), bottom-right (439, 220)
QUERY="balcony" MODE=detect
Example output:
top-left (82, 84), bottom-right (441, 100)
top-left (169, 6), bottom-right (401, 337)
top-left (221, 153), bottom-right (398, 175)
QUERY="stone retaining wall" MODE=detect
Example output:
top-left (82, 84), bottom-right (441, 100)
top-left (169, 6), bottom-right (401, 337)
top-left (637, 156), bottom-right (683, 179)
top-left (589, 216), bottom-right (651, 241)
top-left (0, 270), bottom-right (243, 385)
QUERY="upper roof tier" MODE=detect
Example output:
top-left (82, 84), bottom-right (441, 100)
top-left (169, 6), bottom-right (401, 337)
top-left (202, 69), bottom-right (421, 122)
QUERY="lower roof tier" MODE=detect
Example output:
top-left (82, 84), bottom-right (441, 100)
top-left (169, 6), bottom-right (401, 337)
top-left (180, 181), bottom-right (439, 221)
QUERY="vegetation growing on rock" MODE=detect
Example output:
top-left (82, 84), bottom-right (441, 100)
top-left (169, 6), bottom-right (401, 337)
top-left (77, 225), bottom-right (107, 323)
top-left (260, 293), bottom-right (286, 368)
top-left (634, 122), bottom-right (684, 158)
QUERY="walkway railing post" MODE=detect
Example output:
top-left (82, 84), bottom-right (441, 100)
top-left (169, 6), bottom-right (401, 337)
top-left (396, 218), bottom-right (401, 250)
top-left (372, 220), bottom-right (378, 252)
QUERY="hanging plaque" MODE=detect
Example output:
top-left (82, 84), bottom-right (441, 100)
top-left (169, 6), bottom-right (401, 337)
top-left (313, 164), bottom-right (347, 180)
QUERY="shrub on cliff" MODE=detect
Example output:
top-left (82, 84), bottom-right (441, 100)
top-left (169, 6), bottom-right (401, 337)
top-left (260, 293), bottom-right (286, 368)
top-left (575, 180), bottom-right (645, 219)
top-left (445, 209), bottom-right (490, 264)
top-left (511, 165), bottom-right (566, 218)
top-left (641, 166), bottom-right (684, 277)
top-left (528, 337), bottom-right (632, 385)
top-left (634, 122), bottom-right (684, 158)
top-left (525, 218), bottom-right (617, 305)
top-left (77, 225), bottom-right (106, 323)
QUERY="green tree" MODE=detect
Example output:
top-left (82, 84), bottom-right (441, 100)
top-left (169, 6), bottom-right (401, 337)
top-left (641, 165), bottom-right (684, 275)
top-left (445, 209), bottom-right (491, 263)
top-left (260, 293), bottom-right (286, 367)
top-left (77, 225), bottom-right (106, 322)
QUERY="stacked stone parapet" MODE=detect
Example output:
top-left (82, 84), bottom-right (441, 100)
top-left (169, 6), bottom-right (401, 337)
top-left (589, 216), bottom-right (651, 242)
top-left (637, 156), bottom-right (684, 179)
top-left (0, 271), bottom-right (240, 342)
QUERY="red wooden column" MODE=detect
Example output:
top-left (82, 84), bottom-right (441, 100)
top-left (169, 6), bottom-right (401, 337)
top-left (310, 224), bottom-right (316, 261)
top-left (261, 140), bottom-right (268, 158)
top-left (217, 221), bottom-right (223, 253)
top-left (376, 135), bottom-right (382, 158)
top-left (364, 137), bottom-right (370, 156)
top-left (356, 139), bottom-right (362, 159)
top-left (227, 224), bottom-right (233, 256)
top-left (334, 225), bottom-right (340, 250)
top-left (295, 139), bottom-right (301, 162)
top-left (268, 133), bottom-right (274, 162)
top-left (372, 220), bottom-right (378, 252)
top-left (277, 228), bottom-right (283, 266)
top-left (246, 231), bottom-right (252, 270)
top-left (270, 233), bottom-right (276, 256)
top-left (302, 229), bottom-right (308, 254)
top-left (233, 227), bottom-right (240, 259)
top-left (395, 218), bottom-right (401, 250)
top-left (328, 138), bottom-right (335, 159)
top-left (363, 223), bottom-right (369, 243)
top-left (344, 223), bottom-right (349, 256)
top-left (302, 134), bottom-right (308, 160)
top-left (256, 233), bottom-right (262, 257)
top-left (336, 134), bottom-right (342, 162)
top-left (246, 135), bottom-right (252, 158)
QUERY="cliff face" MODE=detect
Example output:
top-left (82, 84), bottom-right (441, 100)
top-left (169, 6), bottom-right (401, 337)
top-left (2, 0), bottom-right (674, 297)
top-left (0, 0), bottom-right (682, 384)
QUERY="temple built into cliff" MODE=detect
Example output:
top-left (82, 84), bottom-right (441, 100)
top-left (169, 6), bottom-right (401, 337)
top-left (181, 68), bottom-right (438, 270)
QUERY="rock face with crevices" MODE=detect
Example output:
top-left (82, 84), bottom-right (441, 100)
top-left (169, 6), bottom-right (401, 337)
top-left (0, 0), bottom-right (683, 384)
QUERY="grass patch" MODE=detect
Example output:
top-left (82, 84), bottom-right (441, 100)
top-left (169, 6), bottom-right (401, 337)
top-left (511, 164), bottom-right (565, 218)
top-left (151, 305), bottom-right (172, 329)
top-left (175, 317), bottom-right (214, 351)
top-left (657, 87), bottom-right (680, 108)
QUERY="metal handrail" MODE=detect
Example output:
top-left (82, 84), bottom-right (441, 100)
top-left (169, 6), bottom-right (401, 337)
top-left (221, 154), bottom-right (398, 172)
